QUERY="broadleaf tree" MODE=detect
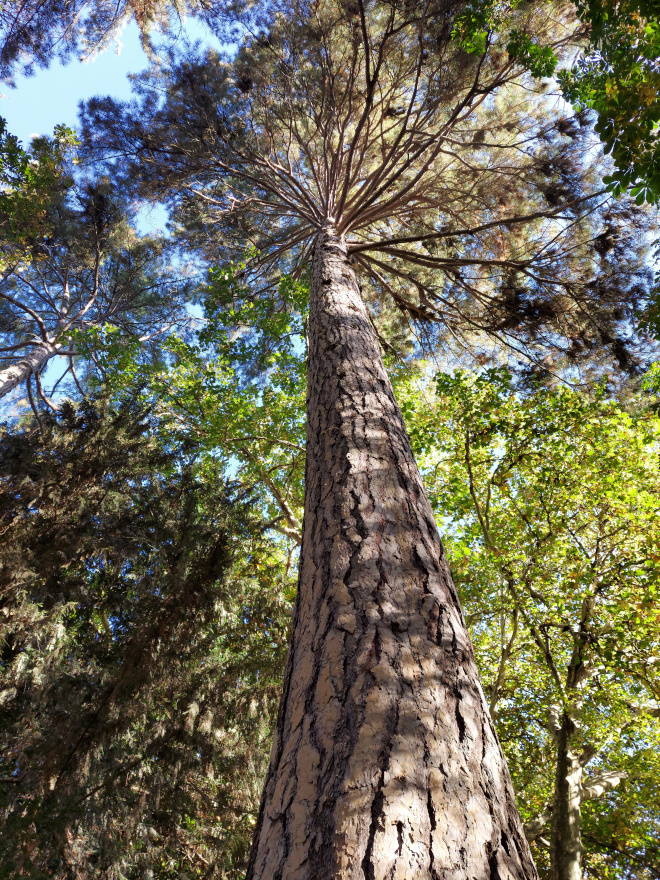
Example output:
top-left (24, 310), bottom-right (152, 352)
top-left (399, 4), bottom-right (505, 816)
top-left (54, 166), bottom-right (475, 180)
top-left (558, 0), bottom-right (660, 205)
top-left (454, 0), bottom-right (660, 204)
top-left (158, 263), bottom-right (309, 545)
top-left (399, 368), bottom-right (660, 880)
top-left (79, 1), bottom-right (660, 877)
top-left (0, 117), bottom-right (77, 255)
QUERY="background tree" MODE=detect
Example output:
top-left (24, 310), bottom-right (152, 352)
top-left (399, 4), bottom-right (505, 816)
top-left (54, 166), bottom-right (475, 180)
top-left (0, 0), bottom-right (206, 82)
top-left (399, 368), bottom-right (660, 880)
top-left (0, 391), bottom-right (293, 879)
top-left (156, 262), bottom-right (309, 545)
top-left (443, 0), bottom-right (660, 205)
top-left (33, 293), bottom-right (660, 879)
top-left (558, 0), bottom-right (660, 205)
top-left (0, 118), bottom-right (77, 258)
top-left (0, 157), bottom-right (192, 410)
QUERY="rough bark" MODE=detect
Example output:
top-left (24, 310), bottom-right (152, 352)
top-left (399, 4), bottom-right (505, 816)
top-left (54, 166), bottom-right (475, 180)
top-left (0, 341), bottom-right (59, 399)
top-left (246, 229), bottom-right (538, 880)
top-left (549, 714), bottom-right (583, 880)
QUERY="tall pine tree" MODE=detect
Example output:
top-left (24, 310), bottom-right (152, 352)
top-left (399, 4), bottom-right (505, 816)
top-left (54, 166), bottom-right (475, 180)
top-left (81, 1), bottom-right (656, 876)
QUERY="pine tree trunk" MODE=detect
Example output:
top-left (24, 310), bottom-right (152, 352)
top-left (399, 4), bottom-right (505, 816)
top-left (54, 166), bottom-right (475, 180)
top-left (549, 715), bottom-right (583, 880)
top-left (246, 229), bottom-right (537, 880)
top-left (0, 341), bottom-right (58, 399)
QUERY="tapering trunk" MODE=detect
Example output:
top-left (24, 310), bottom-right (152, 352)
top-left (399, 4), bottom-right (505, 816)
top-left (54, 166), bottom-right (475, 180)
top-left (550, 714), bottom-right (583, 880)
top-left (0, 342), bottom-right (58, 399)
top-left (246, 230), bottom-right (537, 880)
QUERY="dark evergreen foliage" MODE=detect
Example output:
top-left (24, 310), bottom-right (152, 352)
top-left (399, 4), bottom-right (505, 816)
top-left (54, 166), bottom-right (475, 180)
top-left (0, 395), bottom-right (292, 879)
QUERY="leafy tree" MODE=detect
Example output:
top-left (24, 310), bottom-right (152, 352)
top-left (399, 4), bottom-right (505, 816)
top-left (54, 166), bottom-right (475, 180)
top-left (0, 118), bottom-right (77, 261)
top-left (79, 1), bottom-right (660, 876)
top-left (559, 0), bottom-right (660, 205)
top-left (451, 0), bottom-right (660, 205)
top-left (154, 262), bottom-right (308, 545)
top-left (0, 164), bottom-right (192, 410)
top-left (0, 392), bottom-right (293, 879)
top-left (400, 368), bottom-right (660, 880)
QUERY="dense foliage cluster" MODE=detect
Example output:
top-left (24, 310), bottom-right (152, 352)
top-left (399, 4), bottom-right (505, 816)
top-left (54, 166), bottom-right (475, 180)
top-left (1, 0), bottom-right (660, 878)
top-left (401, 369), bottom-right (660, 880)
top-left (0, 396), bottom-right (292, 878)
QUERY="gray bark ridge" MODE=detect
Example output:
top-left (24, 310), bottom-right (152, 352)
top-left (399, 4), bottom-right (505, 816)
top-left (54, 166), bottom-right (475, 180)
top-left (550, 713), bottom-right (583, 880)
top-left (247, 229), bottom-right (538, 880)
top-left (0, 340), bottom-right (60, 399)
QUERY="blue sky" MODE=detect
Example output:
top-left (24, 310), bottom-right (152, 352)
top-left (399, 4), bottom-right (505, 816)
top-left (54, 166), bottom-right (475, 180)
top-left (0, 18), bottom-right (225, 236)
top-left (0, 18), bottom-right (223, 147)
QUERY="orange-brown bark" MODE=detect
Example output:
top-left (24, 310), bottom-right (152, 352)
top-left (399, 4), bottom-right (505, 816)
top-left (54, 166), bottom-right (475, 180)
top-left (246, 229), bottom-right (537, 880)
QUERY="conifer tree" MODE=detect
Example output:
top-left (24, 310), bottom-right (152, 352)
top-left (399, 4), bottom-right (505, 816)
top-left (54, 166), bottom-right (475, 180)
top-left (81, 2), bottom-right (656, 876)
top-left (0, 0), bottom-right (198, 81)
top-left (0, 160), bottom-right (191, 408)
top-left (0, 393), bottom-right (292, 878)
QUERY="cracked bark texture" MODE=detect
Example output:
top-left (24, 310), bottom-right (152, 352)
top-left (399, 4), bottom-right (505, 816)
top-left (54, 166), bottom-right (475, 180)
top-left (246, 229), bottom-right (538, 880)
